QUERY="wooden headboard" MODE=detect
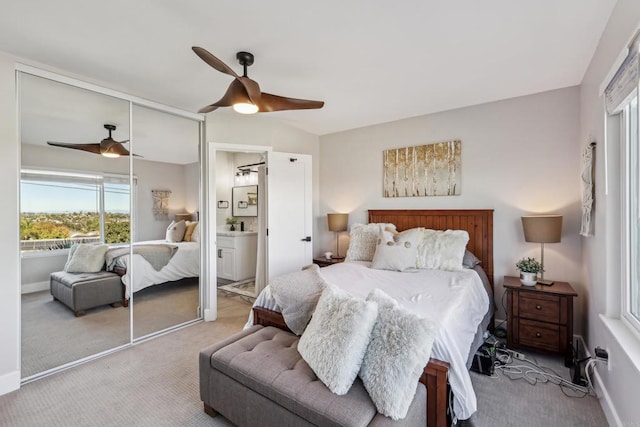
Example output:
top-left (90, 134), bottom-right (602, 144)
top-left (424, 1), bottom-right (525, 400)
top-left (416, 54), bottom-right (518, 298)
top-left (368, 209), bottom-right (494, 287)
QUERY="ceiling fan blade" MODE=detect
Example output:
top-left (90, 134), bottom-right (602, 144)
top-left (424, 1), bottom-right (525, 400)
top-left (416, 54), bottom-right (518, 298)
top-left (47, 141), bottom-right (102, 155)
top-left (197, 79), bottom-right (250, 113)
top-left (258, 93), bottom-right (325, 112)
top-left (237, 76), bottom-right (261, 105)
top-left (192, 47), bottom-right (239, 78)
top-left (198, 105), bottom-right (219, 114)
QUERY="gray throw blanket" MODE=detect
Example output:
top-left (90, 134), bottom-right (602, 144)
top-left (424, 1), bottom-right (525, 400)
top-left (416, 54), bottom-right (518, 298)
top-left (105, 244), bottom-right (178, 272)
top-left (269, 264), bottom-right (328, 335)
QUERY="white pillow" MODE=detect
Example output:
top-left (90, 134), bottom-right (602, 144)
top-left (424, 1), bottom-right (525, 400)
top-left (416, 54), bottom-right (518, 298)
top-left (417, 229), bottom-right (469, 271)
top-left (298, 284), bottom-right (378, 395)
top-left (371, 228), bottom-right (421, 271)
top-left (345, 223), bottom-right (397, 262)
top-left (64, 244), bottom-right (109, 273)
top-left (359, 289), bottom-right (438, 420)
top-left (166, 220), bottom-right (187, 243)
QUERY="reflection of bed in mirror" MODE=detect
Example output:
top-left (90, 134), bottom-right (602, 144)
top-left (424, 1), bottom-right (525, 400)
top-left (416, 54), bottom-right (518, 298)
top-left (107, 240), bottom-right (200, 299)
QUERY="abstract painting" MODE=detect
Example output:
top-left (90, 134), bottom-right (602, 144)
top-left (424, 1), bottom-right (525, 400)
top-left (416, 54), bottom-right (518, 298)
top-left (383, 140), bottom-right (461, 197)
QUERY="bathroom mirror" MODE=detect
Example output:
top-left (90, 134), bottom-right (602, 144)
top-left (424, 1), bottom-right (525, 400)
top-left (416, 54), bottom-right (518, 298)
top-left (232, 185), bottom-right (258, 217)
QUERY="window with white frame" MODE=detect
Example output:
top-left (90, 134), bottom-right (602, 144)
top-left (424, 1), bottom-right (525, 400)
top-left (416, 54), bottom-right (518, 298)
top-left (605, 30), bottom-right (640, 332)
top-left (20, 169), bottom-right (132, 252)
top-left (623, 94), bottom-right (640, 328)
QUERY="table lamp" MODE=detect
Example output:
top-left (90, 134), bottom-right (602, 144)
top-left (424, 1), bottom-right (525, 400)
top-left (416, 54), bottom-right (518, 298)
top-left (521, 215), bottom-right (563, 285)
top-left (327, 213), bottom-right (349, 258)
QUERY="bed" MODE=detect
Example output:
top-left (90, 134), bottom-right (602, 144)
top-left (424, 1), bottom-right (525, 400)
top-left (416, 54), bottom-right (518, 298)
top-left (107, 239), bottom-right (200, 299)
top-left (250, 209), bottom-right (494, 427)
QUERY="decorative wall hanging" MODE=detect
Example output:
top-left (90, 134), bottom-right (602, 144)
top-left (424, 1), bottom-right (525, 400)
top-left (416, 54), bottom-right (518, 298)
top-left (383, 140), bottom-right (461, 197)
top-left (151, 190), bottom-right (171, 220)
top-left (580, 142), bottom-right (596, 237)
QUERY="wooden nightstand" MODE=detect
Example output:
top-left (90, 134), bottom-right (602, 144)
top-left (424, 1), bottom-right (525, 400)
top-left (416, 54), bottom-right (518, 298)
top-left (504, 276), bottom-right (577, 367)
top-left (313, 257), bottom-right (345, 267)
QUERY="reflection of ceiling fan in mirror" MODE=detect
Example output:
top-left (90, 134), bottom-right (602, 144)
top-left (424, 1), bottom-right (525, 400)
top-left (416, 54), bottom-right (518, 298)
top-left (46, 124), bottom-right (140, 158)
top-left (192, 47), bottom-right (325, 114)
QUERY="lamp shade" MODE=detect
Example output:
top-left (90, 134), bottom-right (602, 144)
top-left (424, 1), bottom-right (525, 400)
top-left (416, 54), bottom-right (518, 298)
top-left (521, 215), bottom-right (562, 243)
top-left (327, 213), bottom-right (348, 232)
top-left (175, 213), bottom-right (192, 222)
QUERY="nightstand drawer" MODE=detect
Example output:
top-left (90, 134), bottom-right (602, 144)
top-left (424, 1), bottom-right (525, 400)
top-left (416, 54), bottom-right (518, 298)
top-left (519, 319), bottom-right (560, 352)
top-left (518, 293), bottom-right (560, 323)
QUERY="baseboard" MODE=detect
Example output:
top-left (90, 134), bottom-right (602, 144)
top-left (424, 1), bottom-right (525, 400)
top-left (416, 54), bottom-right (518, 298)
top-left (21, 281), bottom-right (49, 294)
top-left (576, 335), bottom-right (623, 427)
top-left (0, 370), bottom-right (20, 396)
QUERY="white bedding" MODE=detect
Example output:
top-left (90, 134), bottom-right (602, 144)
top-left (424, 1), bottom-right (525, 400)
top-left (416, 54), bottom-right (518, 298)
top-left (115, 240), bottom-right (200, 298)
top-left (245, 261), bottom-right (489, 420)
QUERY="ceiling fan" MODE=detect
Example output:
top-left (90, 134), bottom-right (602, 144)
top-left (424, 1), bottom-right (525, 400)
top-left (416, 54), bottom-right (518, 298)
top-left (192, 46), bottom-right (324, 114)
top-left (47, 124), bottom-right (139, 158)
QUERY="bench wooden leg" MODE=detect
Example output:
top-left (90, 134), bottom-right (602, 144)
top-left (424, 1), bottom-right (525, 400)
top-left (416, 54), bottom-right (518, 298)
top-left (203, 403), bottom-right (219, 417)
top-left (110, 302), bottom-right (123, 308)
top-left (74, 310), bottom-right (85, 317)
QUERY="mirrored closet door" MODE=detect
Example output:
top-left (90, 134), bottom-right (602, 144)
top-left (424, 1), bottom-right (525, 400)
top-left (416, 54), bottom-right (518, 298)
top-left (130, 104), bottom-right (201, 339)
top-left (19, 69), bottom-right (205, 380)
top-left (19, 72), bottom-right (132, 378)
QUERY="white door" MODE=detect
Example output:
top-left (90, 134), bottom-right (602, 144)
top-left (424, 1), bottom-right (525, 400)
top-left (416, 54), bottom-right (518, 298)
top-left (267, 152), bottom-right (312, 278)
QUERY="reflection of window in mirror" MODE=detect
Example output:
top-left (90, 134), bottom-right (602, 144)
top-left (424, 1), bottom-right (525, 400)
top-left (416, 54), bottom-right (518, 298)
top-left (232, 185), bottom-right (258, 217)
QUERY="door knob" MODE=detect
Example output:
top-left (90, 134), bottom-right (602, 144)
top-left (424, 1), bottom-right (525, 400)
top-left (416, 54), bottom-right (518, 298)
top-left (301, 236), bottom-right (311, 242)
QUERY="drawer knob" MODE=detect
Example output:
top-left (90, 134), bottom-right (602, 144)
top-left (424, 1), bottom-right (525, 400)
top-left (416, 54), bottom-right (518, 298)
top-left (536, 305), bottom-right (542, 310)
top-left (536, 332), bottom-right (541, 338)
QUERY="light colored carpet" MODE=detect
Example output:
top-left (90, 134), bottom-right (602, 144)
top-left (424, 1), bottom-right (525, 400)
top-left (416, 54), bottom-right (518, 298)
top-left (3, 291), bottom-right (249, 427)
top-left (470, 350), bottom-right (608, 426)
top-left (6, 297), bottom-right (609, 426)
top-left (21, 278), bottom-right (199, 378)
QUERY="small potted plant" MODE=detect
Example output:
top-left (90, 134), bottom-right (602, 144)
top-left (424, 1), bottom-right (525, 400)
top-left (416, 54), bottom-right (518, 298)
top-left (225, 217), bottom-right (238, 231)
top-left (515, 257), bottom-right (543, 286)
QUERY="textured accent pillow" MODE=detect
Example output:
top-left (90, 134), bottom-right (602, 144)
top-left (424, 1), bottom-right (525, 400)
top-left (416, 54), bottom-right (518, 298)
top-left (359, 289), bottom-right (438, 420)
top-left (298, 284), bottom-right (378, 395)
top-left (191, 222), bottom-right (200, 243)
top-left (417, 229), bottom-right (469, 271)
top-left (64, 244), bottom-right (110, 273)
top-left (345, 223), bottom-right (397, 262)
top-left (371, 228), bottom-right (421, 271)
top-left (462, 249), bottom-right (481, 268)
top-left (166, 220), bottom-right (187, 243)
top-left (183, 221), bottom-right (198, 242)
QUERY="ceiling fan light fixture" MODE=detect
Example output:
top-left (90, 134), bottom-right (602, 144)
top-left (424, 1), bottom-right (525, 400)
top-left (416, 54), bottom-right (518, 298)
top-left (101, 152), bottom-right (121, 158)
top-left (233, 102), bottom-right (259, 114)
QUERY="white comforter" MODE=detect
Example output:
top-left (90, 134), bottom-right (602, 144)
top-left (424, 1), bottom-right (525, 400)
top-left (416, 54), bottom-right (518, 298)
top-left (116, 240), bottom-right (200, 298)
top-left (246, 261), bottom-right (489, 420)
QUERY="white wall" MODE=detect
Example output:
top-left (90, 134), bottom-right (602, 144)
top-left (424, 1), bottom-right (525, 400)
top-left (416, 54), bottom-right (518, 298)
top-left (0, 51), bottom-right (21, 395)
top-left (319, 87), bottom-right (583, 328)
top-left (579, 0), bottom-right (640, 424)
top-left (132, 158), bottom-right (189, 241)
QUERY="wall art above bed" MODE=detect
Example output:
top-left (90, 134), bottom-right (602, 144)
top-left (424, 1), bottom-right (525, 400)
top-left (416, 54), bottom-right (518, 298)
top-left (383, 140), bottom-right (461, 197)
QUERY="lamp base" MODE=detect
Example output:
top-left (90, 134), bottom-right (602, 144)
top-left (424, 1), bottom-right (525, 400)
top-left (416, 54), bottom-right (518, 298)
top-left (537, 279), bottom-right (555, 286)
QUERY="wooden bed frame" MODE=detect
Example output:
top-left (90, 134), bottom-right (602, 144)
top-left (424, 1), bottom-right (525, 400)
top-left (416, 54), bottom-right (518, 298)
top-left (253, 209), bottom-right (494, 427)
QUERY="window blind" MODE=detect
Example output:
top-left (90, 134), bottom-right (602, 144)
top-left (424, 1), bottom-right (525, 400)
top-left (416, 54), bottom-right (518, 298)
top-left (605, 30), bottom-right (640, 114)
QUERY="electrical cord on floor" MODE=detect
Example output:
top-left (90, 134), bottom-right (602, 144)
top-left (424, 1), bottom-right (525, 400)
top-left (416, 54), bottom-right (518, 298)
top-left (492, 350), bottom-right (597, 398)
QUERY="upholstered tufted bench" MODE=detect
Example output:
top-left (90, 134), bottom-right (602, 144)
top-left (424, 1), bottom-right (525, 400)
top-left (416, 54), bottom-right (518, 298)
top-left (50, 270), bottom-right (123, 317)
top-left (199, 325), bottom-right (427, 426)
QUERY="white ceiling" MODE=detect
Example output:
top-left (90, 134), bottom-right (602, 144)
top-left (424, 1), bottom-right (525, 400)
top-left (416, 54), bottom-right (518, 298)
top-left (1, 0), bottom-right (616, 138)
